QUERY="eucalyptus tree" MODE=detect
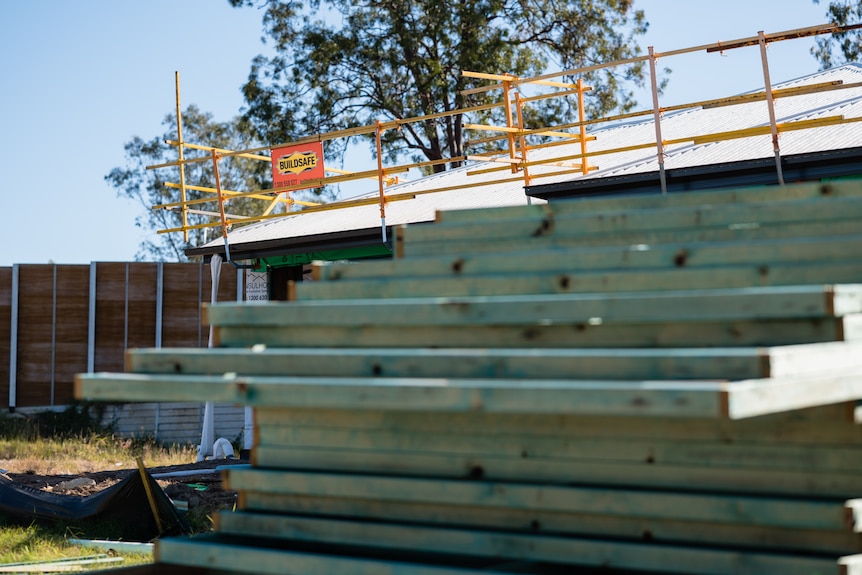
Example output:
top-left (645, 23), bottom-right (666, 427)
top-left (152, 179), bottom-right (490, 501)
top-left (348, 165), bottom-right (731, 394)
top-left (229, 0), bottom-right (655, 172)
top-left (812, 0), bottom-right (862, 69)
top-left (106, 106), bottom-right (269, 261)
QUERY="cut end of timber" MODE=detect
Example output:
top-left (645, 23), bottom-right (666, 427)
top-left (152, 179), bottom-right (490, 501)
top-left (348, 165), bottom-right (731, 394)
top-left (311, 264), bottom-right (323, 282)
top-left (72, 376), bottom-right (83, 400)
top-left (718, 388), bottom-right (730, 419)
top-left (395, 227), bottom-right (406, 259)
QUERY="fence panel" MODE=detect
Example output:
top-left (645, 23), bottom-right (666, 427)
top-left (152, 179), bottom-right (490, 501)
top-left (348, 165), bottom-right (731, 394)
top-left (0, 268), bottom-right (11, 409)
top-left (53, 265), bottom-right (89, 406)
top-left (1, 261), bottom-right (244, 410)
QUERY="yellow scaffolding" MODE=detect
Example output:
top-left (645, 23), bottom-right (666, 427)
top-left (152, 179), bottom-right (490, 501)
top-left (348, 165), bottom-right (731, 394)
top-left (148, 22), bottom-right (862, 248)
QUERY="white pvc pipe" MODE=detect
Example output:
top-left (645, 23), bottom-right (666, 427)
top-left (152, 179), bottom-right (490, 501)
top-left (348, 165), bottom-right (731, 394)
top-left (67, 539), bottom-right (154, 554)
top-left (151, 462), bottom-right (249, 479)
top-left (151, 468), bottom-right (219, 479)
top-left (198, 255), bottom-right (222, 461)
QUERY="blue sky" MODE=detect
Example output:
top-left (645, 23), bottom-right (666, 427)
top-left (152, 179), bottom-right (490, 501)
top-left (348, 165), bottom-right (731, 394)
top-left (0, 0), bottom-right (832, 265)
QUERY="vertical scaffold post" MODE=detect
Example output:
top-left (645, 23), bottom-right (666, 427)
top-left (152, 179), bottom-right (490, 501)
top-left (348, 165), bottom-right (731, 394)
top-left (175, 72), bottom-right (189, 242)
top-left (210, 148), bottom-right (233, 263)
top-left (502, 76), bottom-right (518, 174)
top-left (577, 78), bottom-right (589, 175)
top-left (514, 92), bottom-right (531, 187)
top-left (759, 31), bottom-right (785, 185)
top-left (375, 120), bottom-right (388, 244)
top-left (648, 47), bottom-right (667, 195)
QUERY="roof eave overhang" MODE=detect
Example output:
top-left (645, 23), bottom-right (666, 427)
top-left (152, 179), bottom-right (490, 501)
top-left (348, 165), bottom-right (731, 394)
top-left (184, 226), bottom-right (395, 262)
top-left (525, 146), bottom-right (862, 201)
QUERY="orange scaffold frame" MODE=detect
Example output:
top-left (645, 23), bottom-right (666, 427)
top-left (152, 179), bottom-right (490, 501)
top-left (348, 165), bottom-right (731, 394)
top-left (147, 22), bottom-right (862, 249)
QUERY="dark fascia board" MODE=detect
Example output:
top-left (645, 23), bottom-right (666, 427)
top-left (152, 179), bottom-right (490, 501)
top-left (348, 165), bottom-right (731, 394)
top-left (525, 146), bottom-right (862, 200)
top-left (185, 222), bottom-right (435, 262)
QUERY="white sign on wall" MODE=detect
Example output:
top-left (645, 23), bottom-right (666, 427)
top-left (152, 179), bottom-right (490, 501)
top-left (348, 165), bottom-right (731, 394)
top-left (245, 271), bottom-right (269, 301)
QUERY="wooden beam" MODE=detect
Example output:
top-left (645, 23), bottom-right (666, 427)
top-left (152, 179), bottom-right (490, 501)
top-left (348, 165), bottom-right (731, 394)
top-left (294, 260), bottom-right (862, 301)
top-left (402, 217), bottom-right (862, 258)
top-left (404, 196), bottom-right (862, 246)
top-left (435, 180), bottom-right (862, 225)
top-left (128, 341), bottom-right (862, 386)
top-left (212, 512), bottom-right (853, 575)
top-left (156, 534), bottom-right (509, 575)
top-left (314, 234), bottom-right (862, 283)
top-left (76, 372), bottom-right (730, 417)
top-left (223, 467), bottom-right (859, 532)
top-left (204, 285), bottom-right (862, 328)
top-left (213, 314), bottom-right (860, 349)
top-left (728, 372), bottom-right (862, 419)
top-left (237, 491), bottom-right (862, 560)
top-left (254, 402), bottom-right (860, 442)
top-left (252, 421), bottom-right (862, 474)
top-left (251, 444), bottom-right (862, 499)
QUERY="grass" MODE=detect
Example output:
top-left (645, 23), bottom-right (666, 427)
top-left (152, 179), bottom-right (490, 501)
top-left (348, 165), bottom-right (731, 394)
top-left (0, 402), bottom-right (197, 474)
top-left (0, 403), bottom-right (202, 570)
top-left (0, 523), bottom-right (153, 568)
top-left (0, 434), bottom-right (195, 475)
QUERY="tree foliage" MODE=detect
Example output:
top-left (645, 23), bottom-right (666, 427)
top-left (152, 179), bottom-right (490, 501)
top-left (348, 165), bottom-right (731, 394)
top-left (105, 106), bottom-right (268, 261)
top-left (229, 0), bottom-right (654, 172)
top-left (812, 0), bottom-right (862, 69)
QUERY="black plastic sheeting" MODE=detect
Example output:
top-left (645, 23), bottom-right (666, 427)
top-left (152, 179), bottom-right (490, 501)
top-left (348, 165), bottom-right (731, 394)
top-left (0, 470), bottom-right (192, 540)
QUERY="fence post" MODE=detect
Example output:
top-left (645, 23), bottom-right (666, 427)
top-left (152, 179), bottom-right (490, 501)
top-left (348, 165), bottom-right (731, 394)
top-left (8, 264), bottom-right (18, 412)
top-left (50, 264), bottom-right (57, 407)
top-left (87, 262), bottom-right (97, 373)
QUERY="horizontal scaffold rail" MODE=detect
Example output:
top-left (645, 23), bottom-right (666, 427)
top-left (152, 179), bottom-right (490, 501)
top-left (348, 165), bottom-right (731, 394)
top-left (149, 22), bottom-right (862, 242)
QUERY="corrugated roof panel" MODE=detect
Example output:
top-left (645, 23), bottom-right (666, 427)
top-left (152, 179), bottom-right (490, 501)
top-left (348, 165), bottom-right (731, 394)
top-left (198, 64), bottom-right (862, 252)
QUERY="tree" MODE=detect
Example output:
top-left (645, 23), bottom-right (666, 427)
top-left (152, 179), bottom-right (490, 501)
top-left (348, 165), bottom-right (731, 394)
top-left (105, 106), bottom-right (269, 261)
top-left (812, 0), bottom-right (862, 69)
top-left (228, 0), bottom-right (655, 173)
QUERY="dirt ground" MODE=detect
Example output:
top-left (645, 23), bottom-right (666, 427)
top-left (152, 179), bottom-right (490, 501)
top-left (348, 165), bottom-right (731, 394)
top-left (4, 459), bottom-right (243, 523)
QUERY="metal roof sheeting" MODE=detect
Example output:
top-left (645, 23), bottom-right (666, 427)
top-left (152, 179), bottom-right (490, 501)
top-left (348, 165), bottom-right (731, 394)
top-left (191, 64), bottom-right (862, 257)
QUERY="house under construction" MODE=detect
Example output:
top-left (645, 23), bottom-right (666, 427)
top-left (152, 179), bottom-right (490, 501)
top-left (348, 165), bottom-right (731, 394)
top-left (66, 22), bottom-right (862, 574)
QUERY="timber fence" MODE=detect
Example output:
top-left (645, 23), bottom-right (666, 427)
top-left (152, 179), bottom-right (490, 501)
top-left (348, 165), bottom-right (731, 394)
top-left (0, 262), bottom-right (242, 439)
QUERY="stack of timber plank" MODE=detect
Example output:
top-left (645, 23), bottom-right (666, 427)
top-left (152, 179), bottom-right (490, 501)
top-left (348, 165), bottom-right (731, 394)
top-left (77, 180), bottom-right (862, 575)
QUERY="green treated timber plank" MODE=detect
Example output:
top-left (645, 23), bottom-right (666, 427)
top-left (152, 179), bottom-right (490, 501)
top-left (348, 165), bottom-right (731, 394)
top-left (224, 467), bottom-right (859, 532)
top-left (402, 217), bottom-right (862, 258)
top-left (251, 444), bottom-right (862, 499)
top-left (213, 512), bottom-right (852, 575)
top-left (253, 422), bottom-right (862, 473)
top-left (125, 341), bottom-right (862, 381)
top-left (156, 535), bottom-right (513, 575)
top-left (294, 259), bottom-right (862, 300)
top-left (214, 314), bottom-right (862, 349)
top-left (254, 403), bottom-right (861, 443)
top-left (315, 234), bottom-right (862, 282)
top-left (107, 368), bottom-right (848, 421)
top-left (237, 491), bottom-right (862, 560)
top-left (728, 372), bottom-right (862, 419)
top-left (100, 364), bottom-right (862, 419)
top-left (402, 196), bottom-right (862, 245)
top-left (75, 373), bottom-right (729, 417)
top-left (436, 181), bottom-right (862, 224)
top-left (205, 284), bottom-right (862, 328)
top-left (132, 345), bottom-right (775, 381)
